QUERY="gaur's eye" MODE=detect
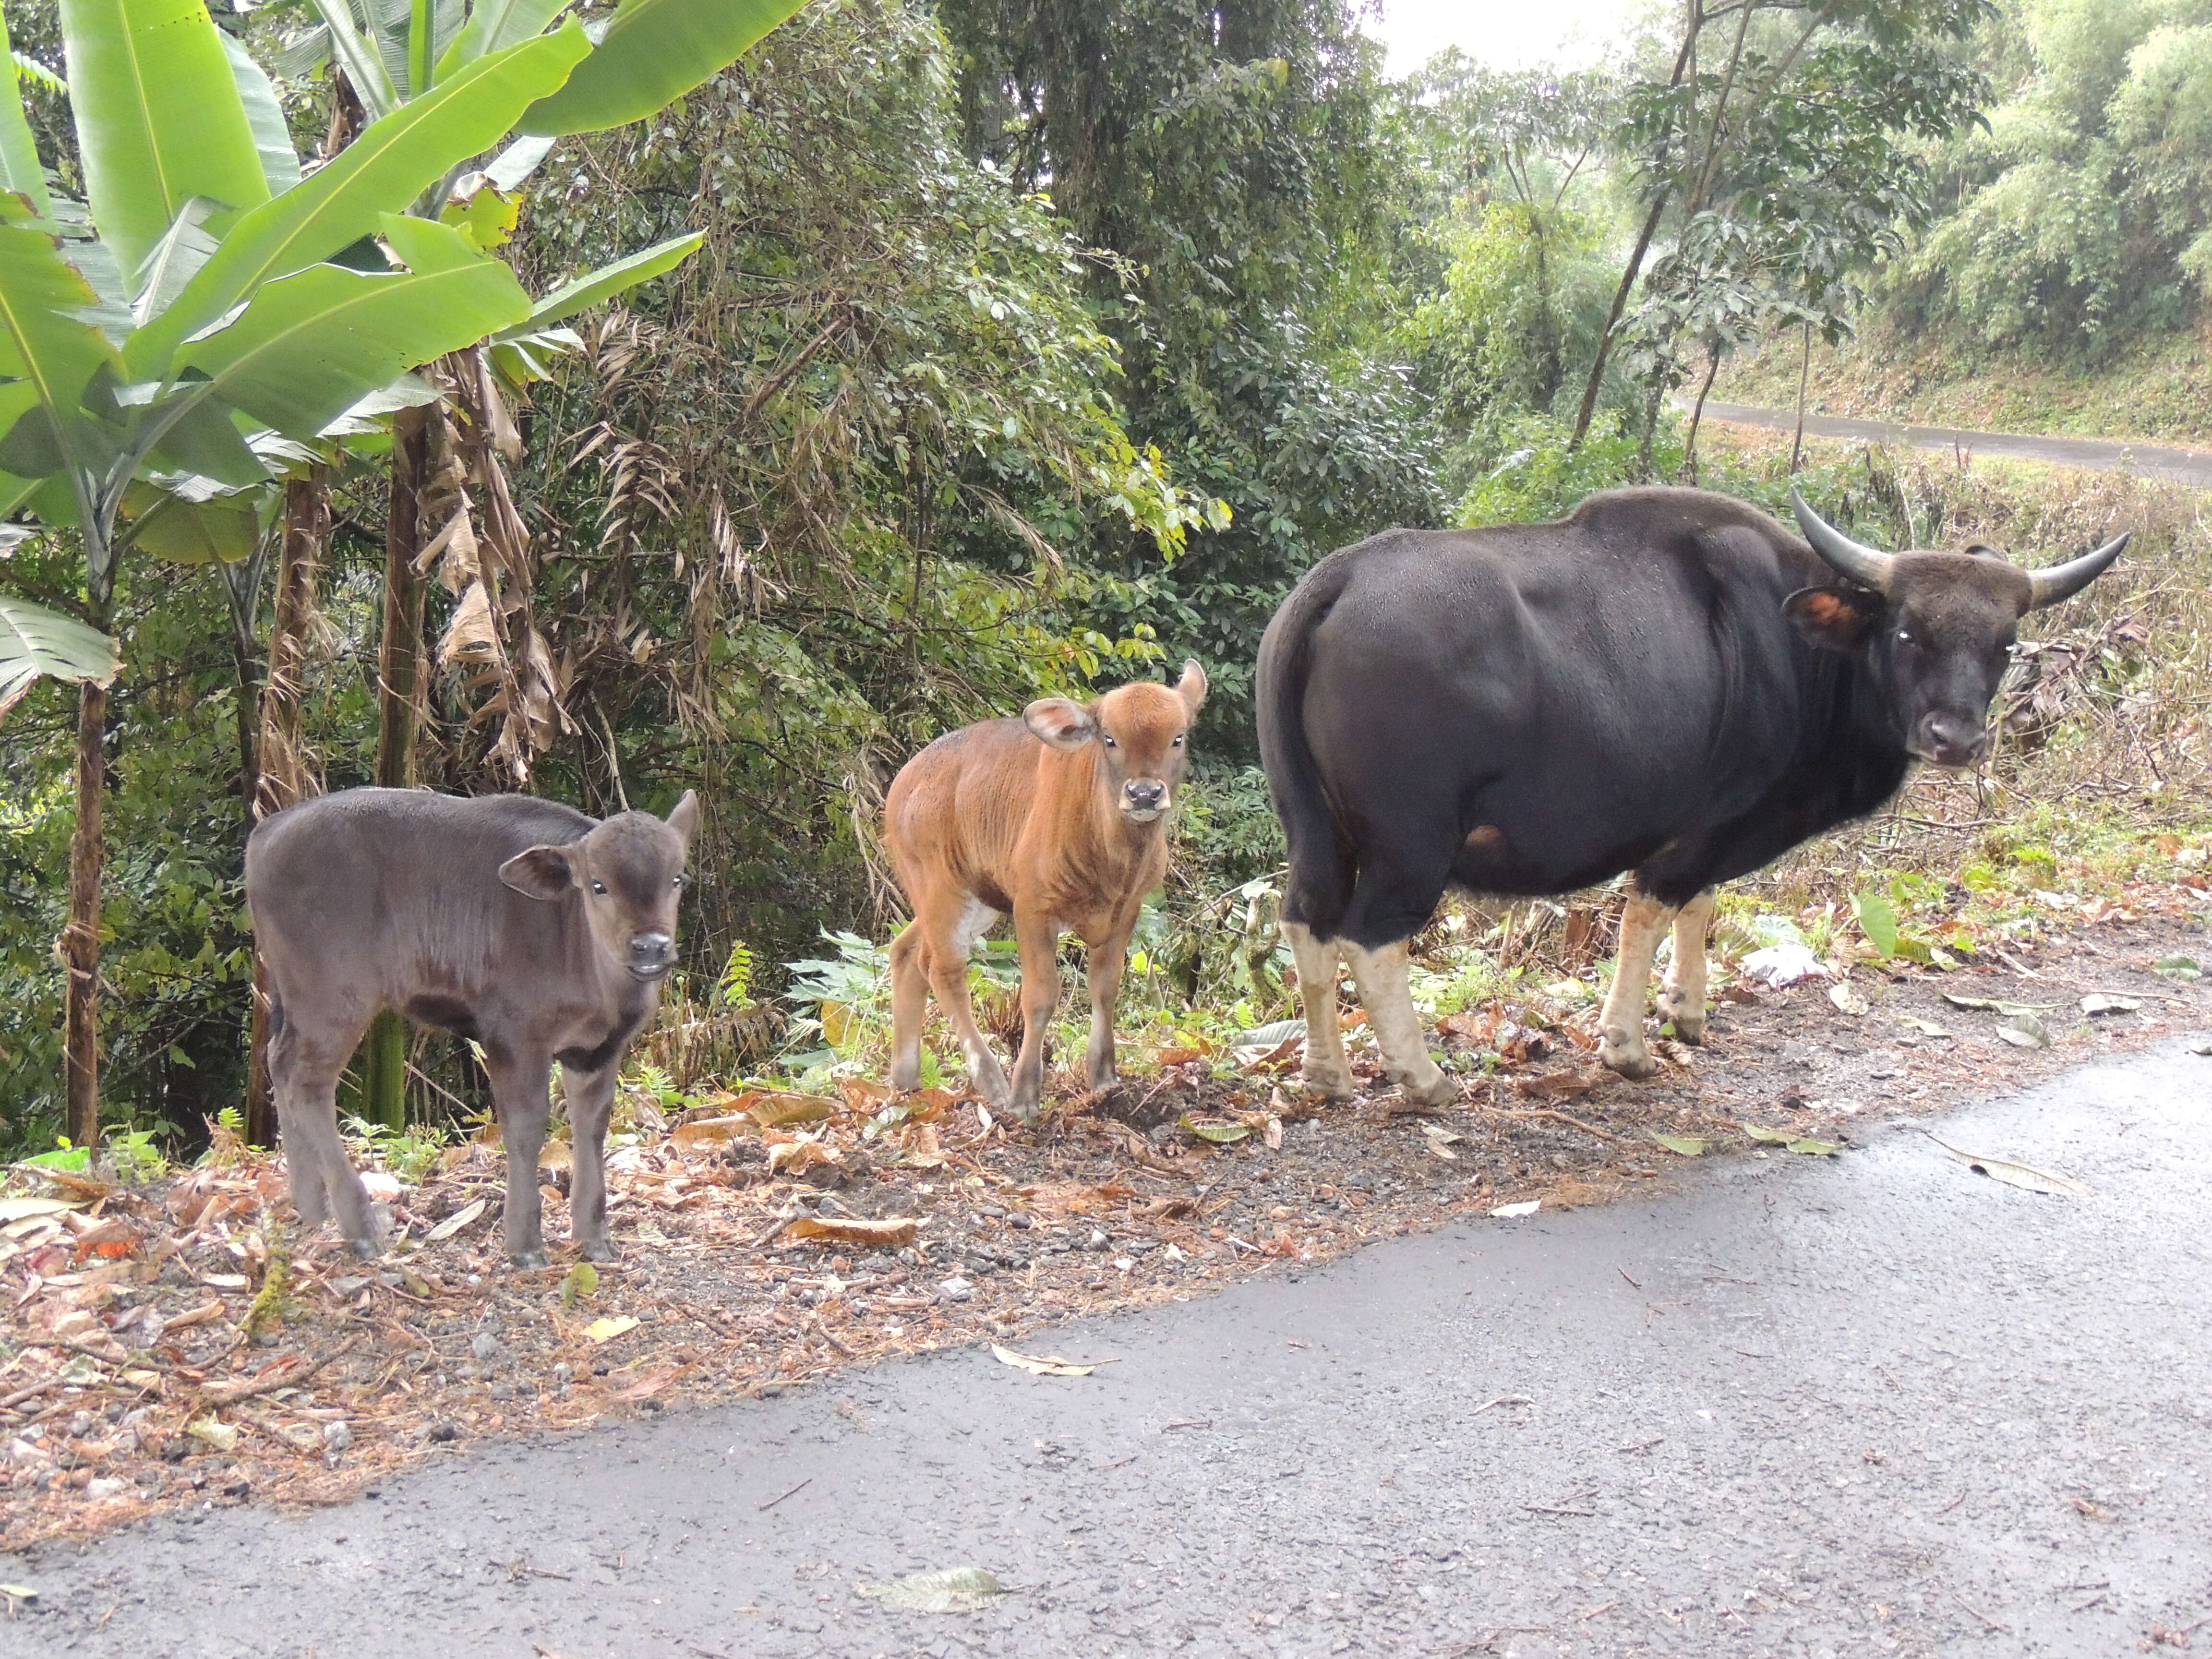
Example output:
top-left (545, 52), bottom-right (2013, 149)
top-left (1172, 734), bottom-right (1185, 747)
top-left (1896, 626), bottom-right (1913, 644)
top-left (672, 874), bottom-right (686, 890)
top-left (1102, 734), bottom-right (1118, 748)
top-left (590, 880), bottom-right (608, 896)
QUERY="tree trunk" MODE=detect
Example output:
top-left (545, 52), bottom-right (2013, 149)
top-left (1790, 320), bottom-right (1813, 473)
top-left (1568, 192), bottom-right (1670, 450)
top-left (244, 472), bottom-right (331, 1147)
top-left (1683, 348), bottom-right (1723, 482)
top-left (361, 407), bottom-right (433, 1131)
top-left (63, 674), bottom-right (106, 1149)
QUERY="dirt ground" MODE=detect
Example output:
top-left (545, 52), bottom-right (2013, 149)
top-left (2, 881), bottom-right (2206, 1558)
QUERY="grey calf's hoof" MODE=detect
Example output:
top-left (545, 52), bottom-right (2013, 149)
top-left (509, 1245), bottom-right (550, 1270)
top-left (578, 1237), bottom-right (619, 1263)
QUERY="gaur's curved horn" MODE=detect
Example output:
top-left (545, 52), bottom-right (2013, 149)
top-left (2027, 531), bottom-right (2129, 610)
top-left (1790, 487), bottom-right (1897, 594)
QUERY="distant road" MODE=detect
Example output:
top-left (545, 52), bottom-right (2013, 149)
top-left (1699, 398), bottom-right (2212, 489)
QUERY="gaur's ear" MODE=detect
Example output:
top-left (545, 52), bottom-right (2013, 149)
top-left (1173, 657), bottom-right (1208, 716)
top-left (1024, 697), bottom-right (1096, 750)
top-left (664, 789), bottom-right (699, 846)
top-left (499, 844), bottom-right (577, 901)
top-left (1784, 585), bottom-right (1884, 652)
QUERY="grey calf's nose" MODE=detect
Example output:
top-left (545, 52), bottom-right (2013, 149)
top-left (629, 931), bottom-right (673, 961)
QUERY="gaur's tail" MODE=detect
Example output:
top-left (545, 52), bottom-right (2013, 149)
top-left (1256, 554), bottom-right (1356, 939)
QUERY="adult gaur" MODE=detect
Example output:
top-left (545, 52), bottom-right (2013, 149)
top-left (1256, 485), bottom-right (2127, 1097)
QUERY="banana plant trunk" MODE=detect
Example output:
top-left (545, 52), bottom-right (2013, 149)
top-left (361, 405), bottom-right (434, 1130)
top-left (63, 664), bottom-right (106, 1149)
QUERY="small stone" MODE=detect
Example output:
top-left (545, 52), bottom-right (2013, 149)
top-left (323, 1420), bottom-right (354, 1453)
top-left (86, 1477), bottom-right (126, 1501)
top-left (1087, 1228), bottom-right (1110, 1251)
top-left (66, 1411), bottom-right (95, 1440)
top-left (938, 1276), bottom-right (975, 1304)
top-left (470, 1332), bottom-right (501, 1362)
top-left (427, 1421), bottom-right (461, 1444)
top-left (1007, 1213), bottom-right (1032, 1230)
top-left (552, 1362), bottom-right (575, 1385)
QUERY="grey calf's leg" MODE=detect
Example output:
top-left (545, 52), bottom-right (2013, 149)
top-left (1656, 888), bottom-right (1718, 1043)
top-left (1284, 922), bottom-right (1352, 1099)
top-left (563, 1061), bottom-right (621, 1262)
top-left (486, 1049), bottom-right (555, 1268)
top-left (268, 1011), bottom-right (378, 1255)
top-left (1340, 939), bottom-right (1454, 1108)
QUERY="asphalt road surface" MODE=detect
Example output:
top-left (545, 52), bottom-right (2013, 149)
top-left (7, 1042), bottom-right (2210, 1659)
top-left (1697, 400), bottom-right (2212, 489)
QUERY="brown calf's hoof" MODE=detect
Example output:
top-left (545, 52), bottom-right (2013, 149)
top-left (1398, 1067), bottom-right (1458, 1109)
top-left (1298, 1070), bottom-right (1356, 1103)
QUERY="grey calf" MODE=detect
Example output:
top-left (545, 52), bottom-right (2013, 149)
top-left (244, 787), bottom-right (698, 1266)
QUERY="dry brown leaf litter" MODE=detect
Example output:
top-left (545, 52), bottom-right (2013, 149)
top-left (1, 900), bottom-right (2205, 1556)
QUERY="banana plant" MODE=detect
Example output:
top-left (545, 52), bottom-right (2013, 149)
top-left (0, 1), bottom-right (601, 1146)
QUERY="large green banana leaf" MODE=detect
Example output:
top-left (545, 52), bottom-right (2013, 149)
top-left (517, 0), bottom-right (809, 137)
top-left (125, 23), bottom-right (589, 380)
top-left (497, 229), bottom-right (704, 335)
top-left (0, 206), bottom-right (123, 500)
top-left (0, 591), bottom-right (121, 719)
top-left (0, 12), bottom-right (50, 216)
top-left (178, 216), bottom-right (532, 435)
top-left (59, 0), bottom-right (268, 283)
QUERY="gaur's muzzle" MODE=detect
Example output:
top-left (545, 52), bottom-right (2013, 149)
top-left (626, 930), bottom-right (674, 981)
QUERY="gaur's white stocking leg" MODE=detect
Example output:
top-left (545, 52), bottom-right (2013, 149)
top-left (1340, 939), bottom-right (1455, 1107)
top-left (1599, 892), bottom-right (1675, 1079)
top-left (1656, 888), bottom-right (1718, 1043)
top-left (1284, 921), bottom-right (1353, 1099)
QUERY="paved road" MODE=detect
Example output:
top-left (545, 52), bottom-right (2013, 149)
top-left (8, 1043), bottom-right (2211, 1659)
top-left (1698, 400), bottom-right (2212, 489)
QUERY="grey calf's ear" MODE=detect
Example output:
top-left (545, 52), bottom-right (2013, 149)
top-left (1024, 697), bottom-right (1096, 750)
top-left (665, 789), bottom-right (700, 845)
top-left (1174, 657), bottom-right (1208, 716)
top-left (499, 844), bottom-right (577, 901)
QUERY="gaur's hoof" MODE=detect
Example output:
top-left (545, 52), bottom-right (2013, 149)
top-left (510, 1245), bottom-right (550, 1270)
top-left (1656, 993), bottom-right (1706, 1043)
top-left (579, 1238), bottom-right (619, 1263)
top-left (344, 1234), bottom-right (381, 1261)
top-left (1399, 1070), bottom-right (1458, 1109)
top-left (1599, 1043), bottom-right (1661, 1081)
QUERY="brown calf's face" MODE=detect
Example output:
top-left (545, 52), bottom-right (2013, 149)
top-left (499, 792), bottom-right (700, 980)
top-left (1786, 492), bottom-right (2128, 768)
top-left (1024, 659), bottom-right (1208, 822)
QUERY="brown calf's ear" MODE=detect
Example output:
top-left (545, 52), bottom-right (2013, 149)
top-left (499, 844), bottom-right (577, 901)
top-left (1173, 657), bottom-right (1208, 716)
top-left (1024, 697), bottom-right (1096, 750)
top-left (665, 789), bottom-right (700, 845)
top-left (1783, 585), bottom-right (1884, 652)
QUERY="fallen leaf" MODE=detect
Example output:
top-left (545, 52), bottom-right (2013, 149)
top-left (854, 1566), bottom-right (1008, 1613)
top-left (786, 1216), bottom-right (920, 1250)
top-left (1179, 1114), bottom-right (1251, 1144)
top-left (1932, 1138), bottom-right (2092, 1197)
top-left (1828, 982), bottom-right (1870, 1016)
top-left (608, 1364), bottom-right (683, 1401)
top-left (1490, 1200), bottom-right (1541, 1219)
top-left (1996, 1011), bottom-right (2051, 1048)
top-left (1783, 1137), bottom-right (1843, 1156)
top-left (202, 1273), bottom-right (249, 1290)
top-left (1943, 994), bottom-right (2058, 1015)
top-left (1419, 1125), bottom-right (1461, 1161)
top-left (422, 1199), bottom-right (487, 1242)
top-left (1897, 1016), bottom-right (1952, 1038)
top-left (2078, 994), bottom-right (2141, 1016)
top-left (2153, 955), bottom-right (2201, 981)
top-left (1514, 1067), bottom-right (1607, 1102)
top-left (1740, 1123), bottom-right (1793, 1144)
top-left (0, 1198), bottom-right (79, 1224)
top-left (186, 1416), bottom-right (239, 1453)
top-left (559, 1263), bottom-right (598, 1307)
top-left (1263, 1115), bottom-right (1284, 1151)
top-left (766, 1138), bottom-right (841, 1176)
top-left (748, 1093), bottom-right (837, 1130)
top-left (990, 1345), bottom-right (1106, 1377)
top-left (1648, 1131), bottom-right (1707, 1156)
top-left (582, 1316), bottom-right (639, 1345)
top-left (671, 1115), bottom-right (751, 1146)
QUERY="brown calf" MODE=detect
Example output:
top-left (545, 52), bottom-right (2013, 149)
top-left (885, 661), bottom-right (1208, 1119)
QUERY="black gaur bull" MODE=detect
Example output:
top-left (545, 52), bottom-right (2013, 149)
top-left (1256, 485), bottom-right (2128, 1097)
top-left (245, 788), bottom-right (698, 1265)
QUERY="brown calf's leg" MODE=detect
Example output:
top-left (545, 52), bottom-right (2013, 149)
top-left (1283, 922), bottom-right (1352, 1099)
top-left (1340, 939), bottom-right (1455, 1107)
top-left (562, 1059), bottom-right (622, 1262)
top-left (1599, 891), bottom-right (1675, 1079)
top-left (485, 1048), bottom-right (554, 1267)
top-left (1081, 920), bottom-right (1136, 1092)
top-left (888, 919), bottom-right (930, 1093)
top-left (1006, 906), bottom-right (1063, 1121)
top-left (1656, 888), bottom-right (1718, 1043)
